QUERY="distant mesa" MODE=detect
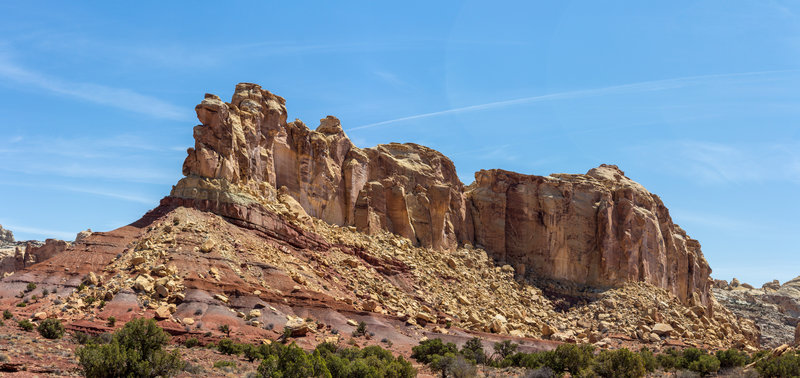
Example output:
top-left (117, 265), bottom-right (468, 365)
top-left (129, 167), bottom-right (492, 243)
top-left (0, 224), bottom-right (14, 243)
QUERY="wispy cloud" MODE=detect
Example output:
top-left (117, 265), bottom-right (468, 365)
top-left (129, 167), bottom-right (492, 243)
top-left (0, 181), bottom-right (156, 205)
top-left (347, 69), bottom-right (798, 131)
top-left (637, 140), bottom-right (800, 185)
top-left (0, 57), bottom-right (188, 121)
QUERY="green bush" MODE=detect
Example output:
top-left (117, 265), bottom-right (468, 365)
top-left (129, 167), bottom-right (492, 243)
top-left (213, 360), bottom-right (236, 369)
top-left (3, 310), bottom-right (12, 320)
top-left (656, 348), bottom-right (680, 370)
top-left (218, 324), bottom-right (231, 336)
top-left (593, 348), bottom-right (646, 378)
top-left (755, 351), bottom-right (800, 377)
top-left (460, 337), bottom-right (487, 364)
top-left (37, 318), bottom-right (65, 339)
top-left (184, 337), bottom-right (199, 348)
top-left (17, 319), bottom-right (34, 331)
top-left (25, 282), bottom-right (37, 292)
top-left (217, 338), bottom-right (243, 355)
top-left (430, 353), bottom-right (476, 378)
top-left (411, 338), bottom-right (458, 364)
top-left (687, 354), bottom-right (720, 376)
top-left (544, 343), bottom-right (595, 374)
top-left (351, 321), bottom-right (367, 337)
top-left (76, 318), bottom-right (184, 377)
top-left (716, 348), bottom-right (748, 368)
top-left (256, 343), bottom-right (331, 378)
top-left (493, 340), bottom-right (518, 359)
top-left (638, 348), bottom-right (657, 372)
top-left (107, 316), bottom-right (116, 327)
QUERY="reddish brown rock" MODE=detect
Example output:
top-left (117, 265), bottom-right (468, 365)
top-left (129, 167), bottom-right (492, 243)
top-left (173, 83), bottom-right (715, 307)
top-left (467, 166), bottom-right (714, 308)
top-left (174, 83), bottom-right (471, 250)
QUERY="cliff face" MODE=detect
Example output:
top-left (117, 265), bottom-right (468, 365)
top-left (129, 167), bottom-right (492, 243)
top-left (175, 83), bottom-right (471, 251)
top-left (467, 167), bottom-right (711, 306)
top-left (173, 83), bottom-right (713, 307)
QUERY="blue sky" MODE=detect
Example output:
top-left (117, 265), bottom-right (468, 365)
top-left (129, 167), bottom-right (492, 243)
top-left (1, 1), bottom-right (799, 285)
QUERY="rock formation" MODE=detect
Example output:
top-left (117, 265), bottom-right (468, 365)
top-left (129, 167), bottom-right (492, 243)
top-left (0, 83), bottom-right (759, 355)
top-left (0, 224), bottom-right (13, 243)
top-left (467, 167), bottom-right (712, 307)
top-left (714, 278), bottom-right (800, 348)
top-left (0, 239), bottom-right (69, 276)
top-left (173, 83), bottom-right (714, 308)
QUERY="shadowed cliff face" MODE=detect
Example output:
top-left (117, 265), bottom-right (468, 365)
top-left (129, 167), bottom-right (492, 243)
top-left (174, 82), bottom-right (713, 307)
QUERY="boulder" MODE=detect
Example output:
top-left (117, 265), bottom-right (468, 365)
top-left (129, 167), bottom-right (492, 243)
top-left (652, 323), bottom-right (675, 336)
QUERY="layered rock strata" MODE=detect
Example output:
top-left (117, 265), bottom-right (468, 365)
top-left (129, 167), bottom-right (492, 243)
top-left (172, 83), bottom-right (714, 307)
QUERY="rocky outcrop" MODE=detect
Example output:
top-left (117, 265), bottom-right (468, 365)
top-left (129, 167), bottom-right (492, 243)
top-left (467, 166), bottom-right (713, 307)
top-left (0, 224), bottom-right (13, 243)
top-left (174, 84), bottom-right (470, 251)
top-left (0, 239), bottom-right (68, 276)
top-left (713, 278), bottom-right (800, 348)
top-left (172, 83), bottom-right (714, 307)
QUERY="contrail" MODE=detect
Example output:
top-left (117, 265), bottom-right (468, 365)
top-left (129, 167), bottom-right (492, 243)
top-left (347, 69), bottom-right (797, 131)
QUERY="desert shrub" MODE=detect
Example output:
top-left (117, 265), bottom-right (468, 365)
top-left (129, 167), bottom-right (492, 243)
top-left (493, 340), bottom-right (518, 359)
top-left (213, 360), bottom-right (236, 369)
top-left (430, 353), bottom-right (476, 378)
top-left (351, 321), bottom-right (367, 337)
top-left (42, 288), bottom-right (49, 296)
top-left (37, 318), bottom-right (65, 339)
top-left (76, 318), bottom-right (184, 377)
top-left (755, 351), bottom-right (800, 377)
top-left (638, 347), bottom-right (657, 372)
top-left (241, 343), bottom-right (260, 362)
top-left (460, 337), bottom-right (487, 364)
top-left (77, 283), bottom-right (86, 291)
top-left (184, 337), bottom-right (199, 348)
top-left (543, 343), bottom-right (595, 374)
top-left (17, 319), bottom-right (34, 331)
top-left (25, 282), bottom-right (37, 292)
top-left (107, 316), bottom-right (116, 327)
top-left (687, 354), bottom-right (720, 376)
top-left (217, 338), bottom-right (243, 355)
top-left (218, 324), bottom-right (230, 336)
top-left (411, 338), bottom-right (458, 364)
top-left (314, 342), bottom-right (415, 378)
top-left (256, 343), bottom-right (330, 378)
top-left (679, 348), bottom-right (705, 369)
top-left (657, 348), bottom-right (681, 370)
top-left (16, 302), bottom-right (26, 307)
top-left (716, 348), bottom-right (748, 368)
top-left (3, 310), bottom-right (12, 319)
top-left (593, 348), bottom-right (646, 378)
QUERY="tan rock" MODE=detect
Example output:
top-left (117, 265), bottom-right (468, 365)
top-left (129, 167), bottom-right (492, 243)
top-left (249, 309), bottom-right (262, 318)
top-left (154, 306), bottom-right (171, 320)
top-left (33, 312), bottom-right (47, 320)
top-left (213, 293), bottom-right (229, 303)
top-left (182, 318), bottom-right (195, 325)
top-left (83, 272), bottom-right (99, 286)
top-left (652, 323), bottom-right (675, 336)
top-left (200, 239), bottom-right (214, 253)
top-left (133, 274), bottom-right (154, 292)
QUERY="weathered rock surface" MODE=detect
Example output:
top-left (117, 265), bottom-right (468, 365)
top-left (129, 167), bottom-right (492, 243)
top-left (0, 83), bottom-right (758, 354)
top-left (0, 238), bottom-right (68, 276)
top-left (174, 84), bottom-right (471, 252)
top-left (0, 224), bottom-right (13, 243)
top-left (713, 278), bottom-right (800, 348)
top-left (468, 167), bottom-right (713, 308)
top-left (172, 83), bottom-right (714, 308)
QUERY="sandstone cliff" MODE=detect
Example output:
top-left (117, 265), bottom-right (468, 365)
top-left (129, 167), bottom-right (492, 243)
top-left (172, 83), bottom-right (714, 308)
